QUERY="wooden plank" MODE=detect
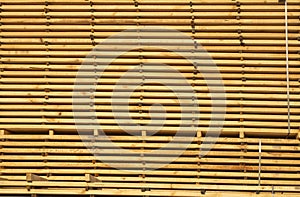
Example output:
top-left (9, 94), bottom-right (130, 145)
top-left (1, 4), bottom-right (299, 11)
top-left (0, 124), bottom-right (297, 136)
top-left (3, 175), bottom-right (300, 186)
top-left (1, 18), bottom-right (300, 26)
top-left (0, 180), bottom-right (300, 192)
top-left (1, 111), bottom-right (299, 121)
top-left (0, 188), bottom-right (299, 196)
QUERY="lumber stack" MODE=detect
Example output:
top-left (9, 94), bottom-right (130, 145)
top-left (0, 0), bottom-right (299, 196)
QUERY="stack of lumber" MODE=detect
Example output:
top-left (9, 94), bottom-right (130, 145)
top-left (0, 0), bottom-right (299, 196)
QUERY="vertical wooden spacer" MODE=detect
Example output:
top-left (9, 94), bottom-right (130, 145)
top-left (89, 1), bottom-right (96, 46)
top-left (49, 129), bottom-right (54, 136)
top-left (240, 131), bottom-right (245, 139)
top-left (141, 130), bottom-right (146, 167)
top-left (93, 129), bottom-right (98, 137)
top-left (197, 131), bottom-right (202, 145)
top-left (26, 173), bottom-right (47, 182)
top-left (85, 174), bottom-right (101, 183)
top-left (92, 129), bottom-right (98, 161)
top-left (140, 130), bottom-right (147, 196)
top-left (239, 131), bottom-right (247, 178)
top-left (141, 130), bottom-right (147, 141)
top-left (85, 173), bottom-right (101, 191)
top-left (0, 130), bottom-right (8, 165)
top-left (0, 130), bottom-right (9, 136)
top-left (0, 129), bottom-right (9, 158)
top-left (26, 184), bottom-right (31, 192)
top-left (140, 174), bottom-right (149, 196)
top-left (196, 131), bottom-right (202, 182)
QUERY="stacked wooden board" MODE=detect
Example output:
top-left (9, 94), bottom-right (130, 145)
top-left (0, 0), bottom-right (299, 196)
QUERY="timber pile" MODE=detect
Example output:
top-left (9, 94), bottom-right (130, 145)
top-left (0, 0), bottom-right (299, 196)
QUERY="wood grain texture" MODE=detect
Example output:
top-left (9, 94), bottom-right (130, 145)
top-left (0, 0), bottom-right (299, 196)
